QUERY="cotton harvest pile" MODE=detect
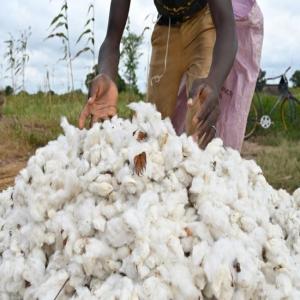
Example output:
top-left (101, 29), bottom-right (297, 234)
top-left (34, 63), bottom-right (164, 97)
top-left (0, 103), bottom-right (300, 300)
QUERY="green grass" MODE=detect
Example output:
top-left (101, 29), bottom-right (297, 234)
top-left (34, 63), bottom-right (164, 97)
top-left (1, 91), bottom-right (300, 193)
top-left (3, 91), bottom-right (137, 148)
top-left (249, 91), bottom-right (300, 145)
top-left (243, 138), bottom-right (300, 193)
top-left (244, 91), bottom-right (300, 192)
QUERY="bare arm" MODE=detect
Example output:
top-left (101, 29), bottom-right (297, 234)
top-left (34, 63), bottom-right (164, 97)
top-left (79, 0), bottom-right (130, 128)
top-left (188, 0), bottom-right (237, 148)
top-left (98, 0), bottom-right (131, 81)
top-left (207, 0), bottom-right (237, 91)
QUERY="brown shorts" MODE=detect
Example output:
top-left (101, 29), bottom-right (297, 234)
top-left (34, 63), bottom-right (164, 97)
top-left (147, 5), bottom-right (216, 120)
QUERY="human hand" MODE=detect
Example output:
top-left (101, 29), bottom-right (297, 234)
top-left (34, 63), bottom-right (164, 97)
top-left (78, 74), bottom-right (118, 129)
top-left (186, 79), bottom-right (220, 149)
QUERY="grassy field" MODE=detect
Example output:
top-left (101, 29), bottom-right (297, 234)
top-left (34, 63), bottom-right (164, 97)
top-left (0, 90), bottom-right (299, 193)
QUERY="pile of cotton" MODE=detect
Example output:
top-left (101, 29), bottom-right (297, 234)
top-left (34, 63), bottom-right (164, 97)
top-left (0, 102), bottom-right (300, 300)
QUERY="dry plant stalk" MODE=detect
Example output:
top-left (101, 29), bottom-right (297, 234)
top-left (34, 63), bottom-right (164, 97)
top-left (134, 152), bottom-right (147, 176)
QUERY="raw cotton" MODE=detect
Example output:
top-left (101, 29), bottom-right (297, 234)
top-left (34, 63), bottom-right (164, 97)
top-left (0, 102), bottom-right (300, 300)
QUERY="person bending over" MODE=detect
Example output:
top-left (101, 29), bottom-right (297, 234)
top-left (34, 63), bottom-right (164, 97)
top-left (79, 0), bottom-right (237, 149)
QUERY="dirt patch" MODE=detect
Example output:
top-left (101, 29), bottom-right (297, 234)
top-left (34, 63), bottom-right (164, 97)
top-left (0, 160), bottom-right (27, 191)
top-left (0, 117), bottom-right (32, 191)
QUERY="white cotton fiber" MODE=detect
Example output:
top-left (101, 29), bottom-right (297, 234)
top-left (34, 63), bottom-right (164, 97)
top-left (0, 101), bottom-right (299, 299)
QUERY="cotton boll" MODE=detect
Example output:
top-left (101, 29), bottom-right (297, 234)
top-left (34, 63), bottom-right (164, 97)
top-left (1, 102), bottom-right (300, 299)
top-left (192, 241), bottom-right (209, 266)
top-left (22, 248), bottom-right (46, 285)
top-left (115, 246), bottom-right (131, 261)
top-left (293, 188), bottom-right (300, 207)
top-left (120, 256), bottom-right (139, 279)
top-left (24, 269), bottom-right (69, 300)
top-left (84, 238), bottom-right (112, 259)
top-left (88, 182), bottom-right (113, 198)
top-left (240, 216), bottom-right (257, 233)
top-left (92, 210), bottom-right (106, 232)
top-left (122, 176), bottom-right (139, 194)
top-left (275, 273), bottom-right (293, 298)
top-left (0, 251), bottom-right (26, 293)
top-left (190, 177), bottom-right (204, 194)
top-left (73, 198), bottom-right (95, 236)
top-left (162, 135), bottom-right (183, 170)
top-left (142, 276), bottom-right (173, 299)
top-left (105, 217), bottom-right (135, 248)
top-left (0, 293), bottom-right (10, 300)
top-left (67, 261), bottom-right (85, 289)
top-left (159, 263), bottom-right (199, 299)
top-left (94, 274), bottom-right (136, 299)
top-left (74, 286), bottom-right (97, 299)
top-left (81, 238), bottom-right (112, 277)
top-left (0, 188), bottom-right (14, 217)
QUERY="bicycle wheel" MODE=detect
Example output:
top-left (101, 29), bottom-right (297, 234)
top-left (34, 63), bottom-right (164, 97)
top-left (280, 97), bottom-right (300, 130)
top-left (245, 101), bottom-right (258, 139)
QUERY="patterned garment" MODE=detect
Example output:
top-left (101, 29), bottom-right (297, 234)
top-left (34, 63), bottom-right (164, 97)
top-left (154, 0), bottom-right (207, 21)
top-left (171, 0), bottom-right (264, 152)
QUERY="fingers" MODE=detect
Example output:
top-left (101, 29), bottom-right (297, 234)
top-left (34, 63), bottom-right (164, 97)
top-left (188, 81), bottom-right (205, 100)
top-left (78, 101), bottom-right (92, 129)
top-left (91, 106), bottom-right (117, 125)
top-left (187, 98), bottom-right (193, 107)
top-left (195, 93), bottom-right (216, 125)
top-left (79, 93), bottom-right (99, 129)
top-left (199, 126), bottom-right (216, 149)
top-left (197, 107), bottom-right (219, 138)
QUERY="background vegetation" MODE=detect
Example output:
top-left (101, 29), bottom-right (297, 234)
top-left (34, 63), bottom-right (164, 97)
top-left (0, 1), bottom-right (299, 193)
top-left (1, 88), bottom-right (299, 193)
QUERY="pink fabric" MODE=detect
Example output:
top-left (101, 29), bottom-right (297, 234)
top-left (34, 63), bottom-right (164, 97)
top-left (233, 0), bottom-right (255, 20)
top-left (171, 1), bottom-right (264, 152)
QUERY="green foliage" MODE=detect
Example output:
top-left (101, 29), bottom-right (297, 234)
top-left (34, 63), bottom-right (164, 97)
top-left (5, 86), bottom-right (14, 96)
top-left (75, 0), bottom-right (95, 65)
top-left (46, 0), bottom-right (74, 91)
top-left (85, 64), bottom-right (97, 91)
top-left (4, 34), bottom-right (17, 92)
top-left (121, 19), bottom-right (147, 94)
top-left (256, 69), bottom-right (266, 91)
top-left (290, 70), bottom-right (300, 88)
top-left (85, 64), bottom-right (128, 93)
top-left (16, 27), bottom-right (31, 91)
top-left (2, 91), bottom-right (135, 148)
top-left (117, 74), bottom-right (127, 93)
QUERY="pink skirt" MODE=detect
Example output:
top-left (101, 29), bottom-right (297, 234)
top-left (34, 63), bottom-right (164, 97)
top-left (171, 2), bottom-right (264, 151)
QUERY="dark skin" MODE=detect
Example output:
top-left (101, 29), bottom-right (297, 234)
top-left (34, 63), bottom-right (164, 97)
top-left (79, 0), bottom-right (237, 148)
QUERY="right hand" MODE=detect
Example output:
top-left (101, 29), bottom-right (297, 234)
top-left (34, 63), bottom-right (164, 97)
top-left (78, 74), bottom-right (118, 129)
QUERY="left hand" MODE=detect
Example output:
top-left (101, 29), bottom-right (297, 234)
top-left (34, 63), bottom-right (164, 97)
top-left (186, 78), bottom-right (220, 149)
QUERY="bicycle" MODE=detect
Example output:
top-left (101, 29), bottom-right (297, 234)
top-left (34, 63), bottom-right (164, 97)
top-left (245, 67), bottom-right (300, 139)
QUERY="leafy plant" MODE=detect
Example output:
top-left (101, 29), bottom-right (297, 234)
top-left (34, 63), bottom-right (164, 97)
top-left (291, 70), bottom-right (300, 88)
top-left (16, 27), bottom-right (32, 91)
top-left (4, 34), bottom-right (17, 93)
top-left (121, 19), bottom-right (147, 95)
top-left (256, 69), bottom-right (267, 92)
top-left (46, 0), bottom-right (74, 91)
top-left (4, 86), bottom-right (14, 96)
top-left (75, 0), bottom-right (96, 65)
top-left (85, 64), bottom-right (128, 93)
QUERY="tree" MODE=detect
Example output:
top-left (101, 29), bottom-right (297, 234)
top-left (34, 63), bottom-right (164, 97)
top-left (256, 69), bottom-right (266, 91)
top-left (75, 0), bottom-right (96, 66)
top-left (85, 64), bottom-right (128, 93)
top-left (120, 19), bottom-right (147, 95)
top-left (46, 0), bottom-right (74, 92)
top-left (290, 70), bottom-right (300, 88)
top-left (4, 85), bottom-right (14, 96)
top-left (16, 27), bottom-right (31, 91)
top-left (4, 34), bottom-right (17, 92)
